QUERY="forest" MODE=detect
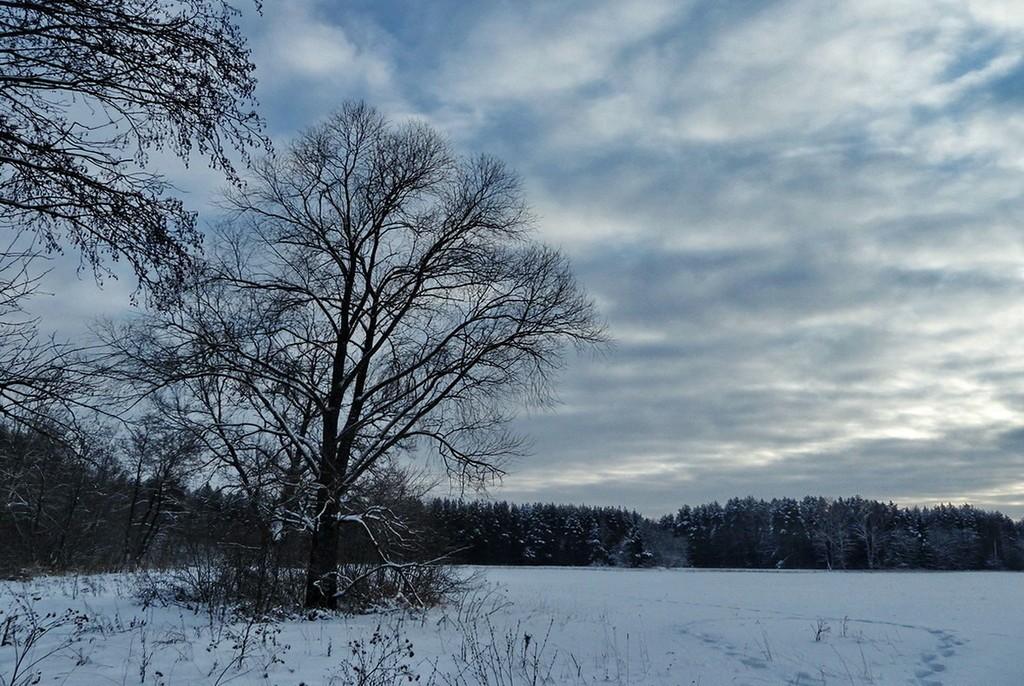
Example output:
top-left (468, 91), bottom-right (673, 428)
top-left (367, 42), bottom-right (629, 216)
top-left (5, 419), bottom-right (1021, 576)
top-left (407, 497), bottom-right (1024, 571)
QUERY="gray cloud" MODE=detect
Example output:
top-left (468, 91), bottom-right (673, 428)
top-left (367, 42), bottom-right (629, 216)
top-left (32, 0), bottom-right (1024, 517)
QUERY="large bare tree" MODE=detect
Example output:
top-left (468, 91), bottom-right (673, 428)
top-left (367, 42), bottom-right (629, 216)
top-left (107, 103), bottom-right (604, 608)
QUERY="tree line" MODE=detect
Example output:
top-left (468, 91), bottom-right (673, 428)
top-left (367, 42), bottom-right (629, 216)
top-left (422, 498), bottom-right (687, 568)
top-left (0, 419), bottom-right (265, 574)
top-left (403, 496), bottom-right (1024, 571)
top-left (665, 496), bottom-right (1024, 571)
top-left (0, 419), bottom-right (675, 575)
top-left (5, 416), bottom-right (1021, 575)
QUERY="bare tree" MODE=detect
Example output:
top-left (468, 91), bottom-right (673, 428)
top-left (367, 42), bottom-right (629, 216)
top-left (0, 231), bottom-right (90, 432)
top-left (851, 498), bottom-right (890, 570)
top-left (0, 0), bottom-right (267, 436)
top-left (119, 411), bottom-right (201, 567)
top-left (0, 412), bottom-right (120, 571)
top-left (810, 498), bottom-right (853, 571)
top-left (0, 0), bottom-right (265, 296)
top-left (106, 102), bottom-right (604, 608)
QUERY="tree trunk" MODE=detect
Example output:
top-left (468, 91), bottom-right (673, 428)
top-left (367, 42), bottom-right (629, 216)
top-left (52, 477), bottom-right (83, 569)
top-left (122, 461), bottom-right (144, 568)
top-left (305, 329), bottom-right (363, 610)
top-left (304, 412), bottom-right (348, 609)
top-left (304, 484), bottom-right (341, 609)
top-left (134, 480), bottom-right (166, 564)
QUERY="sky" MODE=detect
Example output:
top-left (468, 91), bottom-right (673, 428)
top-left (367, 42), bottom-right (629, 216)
top-left (39, 0), bottom-right (1024, 516)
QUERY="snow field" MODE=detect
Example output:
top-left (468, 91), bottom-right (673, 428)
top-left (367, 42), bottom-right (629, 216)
top-left (1, 567), bottom-right (1021, 685)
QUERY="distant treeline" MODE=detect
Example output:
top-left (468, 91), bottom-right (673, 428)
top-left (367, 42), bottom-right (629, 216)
top-left (665, 496), bottom-right (1024, 571)
top-left (4, 421), bottom-right (1023, 574)
top-left (422, 499), bottom-right (686, 568)
top-left (422, 496), bottom-right (1024, 571)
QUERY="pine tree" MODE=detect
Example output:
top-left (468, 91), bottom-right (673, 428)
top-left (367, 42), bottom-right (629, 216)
top-left (618, 522), bottom-right (654, 568)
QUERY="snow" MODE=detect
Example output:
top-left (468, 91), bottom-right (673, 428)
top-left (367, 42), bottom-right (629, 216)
top-left (2, 567), bottom-right (1022, 685)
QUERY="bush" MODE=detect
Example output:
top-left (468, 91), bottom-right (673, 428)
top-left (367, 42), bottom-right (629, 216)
top-left (334, 562), bottom-right (467, 614)
top-left (133, 541), bottom-right (466, 618)
top-left (332, 620), bottom-right (419, 685)
top-left (134, 542), bottom-right (305, 620)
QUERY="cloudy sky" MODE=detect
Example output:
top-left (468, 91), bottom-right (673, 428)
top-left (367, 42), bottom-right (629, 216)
top-left (45, 0), bottom-right (1024, 516)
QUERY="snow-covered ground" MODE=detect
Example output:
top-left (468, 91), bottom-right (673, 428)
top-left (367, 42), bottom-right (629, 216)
top-left (2, 566), bottom-right (1022, 685)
